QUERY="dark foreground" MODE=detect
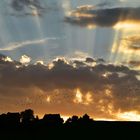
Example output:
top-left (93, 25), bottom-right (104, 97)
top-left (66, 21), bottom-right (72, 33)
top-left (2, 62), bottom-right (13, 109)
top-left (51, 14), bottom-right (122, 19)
top-left (0, 109), bottom-right (139, 139)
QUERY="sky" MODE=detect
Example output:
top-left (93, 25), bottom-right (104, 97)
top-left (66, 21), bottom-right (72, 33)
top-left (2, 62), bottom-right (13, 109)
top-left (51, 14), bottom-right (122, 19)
top-left (0, 0), bottom-right (140, 121)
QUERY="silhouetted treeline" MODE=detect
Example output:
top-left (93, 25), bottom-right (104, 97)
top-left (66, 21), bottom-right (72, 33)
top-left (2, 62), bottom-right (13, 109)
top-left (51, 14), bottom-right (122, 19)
top-left (0, 109), bottom-right (94, 130)
top-left (0, 109), bottom-right (139, 138)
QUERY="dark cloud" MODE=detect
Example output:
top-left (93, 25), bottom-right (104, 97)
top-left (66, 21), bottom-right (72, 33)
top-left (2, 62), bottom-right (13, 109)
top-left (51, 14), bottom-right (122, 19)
top-left (0, 55), bottom-right (140, 119)
top-left (10, 0), bottom-right (45, 16)
top-left (11, 0), bottom-right (44, 11)
top-left (65, 6), bottom-right (140, 27)
top-left (10, 0), bottom-right (61, 17)
top-left (0, 54), bottom-right (6, 60)
top-left (85, 57), bottom-right (95, 63)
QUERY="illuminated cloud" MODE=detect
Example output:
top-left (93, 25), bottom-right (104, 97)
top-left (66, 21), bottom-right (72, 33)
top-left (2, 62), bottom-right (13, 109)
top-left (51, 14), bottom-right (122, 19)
top-left (65, 6), bottom-right (140, 27)
top-left (0, 54), bottom-right (140, 120)
top-left (122, 36), bottom-right (140, 50)
top-left (20, 55), bottom-right (31, 64)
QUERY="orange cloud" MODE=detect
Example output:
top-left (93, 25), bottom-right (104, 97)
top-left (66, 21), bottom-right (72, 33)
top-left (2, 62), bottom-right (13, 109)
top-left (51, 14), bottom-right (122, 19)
top-left (0, 54), bottom-right (140, 120)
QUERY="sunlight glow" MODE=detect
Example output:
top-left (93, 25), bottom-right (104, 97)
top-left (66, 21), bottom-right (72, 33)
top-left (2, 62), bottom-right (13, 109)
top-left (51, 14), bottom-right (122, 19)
top-left (48, 63), bottom-right (55, 70)
top-left (95, 118), bottom-right (116, 121)
top-left (102, 73), bottom-right (108, 78)
top-left (2, 56), bottom-right (13, 62)
top-left (32, 9), bottom-right (40, 16)
top-left (1, 0), bottom-right (140, 122)
top-left (87, 24), bottom-right (95, 29)
top-left (76, 5), bottom-right (95, 11)
top-left (105, 89), bottom-right (112, 98)
top-left (110, 20), bottom-right (140, 66)
top-left (46, 96), bottom-right (51, 103)
top-left (73, 88), bottom-right (83, 103)
top-left (20, 55), bottom-right (31, 64)
top-left (84, 92), bottom-right (93, 105)
top-left (35, 60), bottom-right (44, 65)
top-left (102, 72), bottom-right (112, 78)
top-left (114, 21), bottom-right (140, 30)
top-left (61, 116), bottom-right (69, 122)
top-left (111, 35), bottom-right (140, 66)
top-left (117, 112), bottom-right (140, 121)
top-left (70, 12), bottom-right (95, 18)
top-left (62, 0), bottom-right (72, 16)
top-left (53, 57), bottom-right (69, 65)
top-left (73, 89), bottom-right (93, 105)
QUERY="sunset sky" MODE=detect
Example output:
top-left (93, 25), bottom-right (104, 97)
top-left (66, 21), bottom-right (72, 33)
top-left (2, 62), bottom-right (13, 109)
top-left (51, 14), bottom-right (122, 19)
top-left (0, 0), bottom-right (140, 121)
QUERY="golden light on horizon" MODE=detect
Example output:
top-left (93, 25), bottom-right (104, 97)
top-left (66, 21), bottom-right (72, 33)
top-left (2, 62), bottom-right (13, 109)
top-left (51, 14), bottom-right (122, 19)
top-left (36, 111), bottom-right (140, 122)
top-left (117, 111), bottom-right (140, 121)
top-left (61, 116), bottom-right (70, 122)
top-left (0, 0), bottom-right (140, 127)
top-left (95, 117), bottom-right (116, 121)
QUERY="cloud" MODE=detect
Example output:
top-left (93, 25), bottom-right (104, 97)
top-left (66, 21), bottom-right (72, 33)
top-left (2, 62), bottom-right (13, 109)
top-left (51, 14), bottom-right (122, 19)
top-left (9, 0), bottom-right (61, 17)
top-left (129, 61), bottom-right (140, 67)
top-left (20, 55), bottom-right (31, 64)
top-left (0, 55), bottom-right (140, 119)
top-left (11, 0), bottom-right (44, 10)
top-left (10, 0), bottom-right (45, 16)
top-left (127, 61), bottom-right (140, 71)
top-left (65, 6), bottom-right (140, 27)
top-left (0, 37), bottom-right (59, 51)
top-left (122, 36), bottom-right (140, 50)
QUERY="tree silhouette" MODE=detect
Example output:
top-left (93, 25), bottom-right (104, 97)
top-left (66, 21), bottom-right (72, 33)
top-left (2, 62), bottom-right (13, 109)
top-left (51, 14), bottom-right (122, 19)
top-left (79, 114), bottom-right (93, 126)
top-left (65, 115), bottom-right (78, 124)
top-left (20, 109), bottom-right (35, 123)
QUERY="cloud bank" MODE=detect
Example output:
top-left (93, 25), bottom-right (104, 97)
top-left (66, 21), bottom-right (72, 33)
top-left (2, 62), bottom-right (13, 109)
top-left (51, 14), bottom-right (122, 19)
top-left (0, 54), bottom-right (140, 119)
top-left (65, 6), bottom-right (140, 27)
